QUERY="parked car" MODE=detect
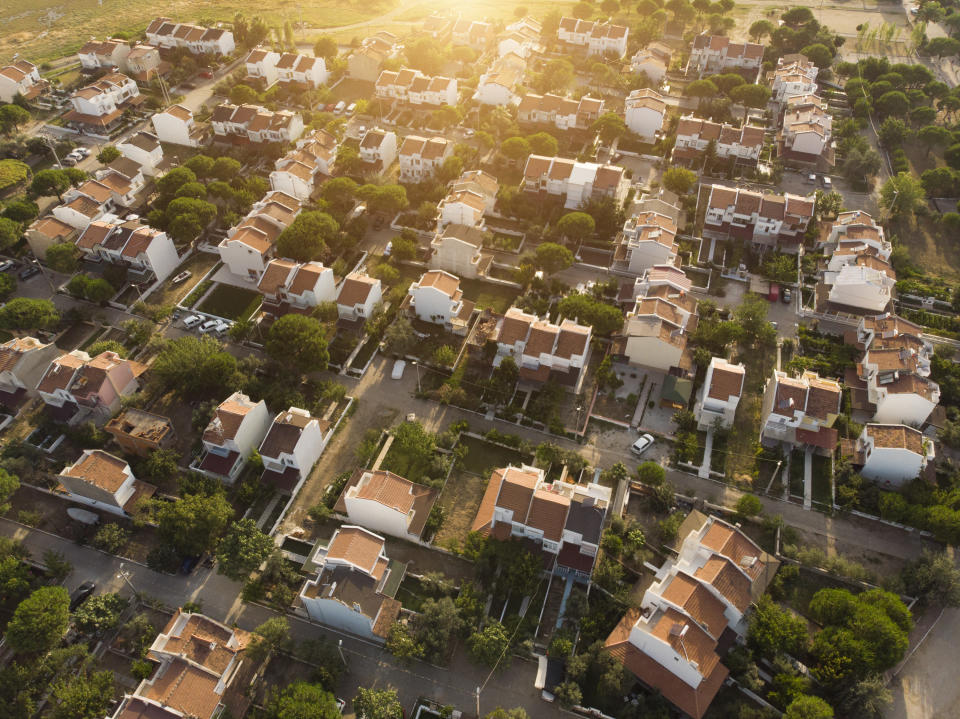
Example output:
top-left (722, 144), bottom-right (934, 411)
top-left (213, 320), bottom-right (231, 335)
top-left (767, 283), bottom-right (779, 303)
top-left (391, 359), bottom-right (406, 379)
top-left (782, 287), bottom-right (792, 304)
top-left (69, 581), bottom-right (96, 611)
top-left (198, 319), bottom-right (220, 333)
top-left (383, 241), bottom-right (392, 257)
top-left (62, 156), bottom-right (77, 166)
top-left (180, 82), bottom-right (196, 90)
top-left (0, 260), bottom-right (16, 272)
top-left (75, 147), bottom-right (90, 158)
top-left (183, 314), bottom-right (202, 328)
top-left (334, 100), bottom-right (346, 114)
top-left (199, 70), bottom-right (213, 79)
top-left (171, 270), bottom-right (192, 284)
top-left (346, 102), bottom-right (357, 114)
top-left (18, 265), bottom-right (40, 280)
top-left (806, 173), bottom-right (817, 184)
top-left (823, 176), bottom-right (832, 189)
top-left (630, 434), bottom-right (655, 456)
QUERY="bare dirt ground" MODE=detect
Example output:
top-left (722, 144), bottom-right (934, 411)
top-left (432, 468), bottom-right (488, 552)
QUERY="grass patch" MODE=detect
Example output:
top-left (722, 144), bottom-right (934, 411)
top-left (349, 335), bottom-right (379, 370)
top-left (183, 280), bottom-right (212, 308)
top-left (457, 434), bottom-right (532, 475)
top-left (458, 278), bottom-right (520, 314)
top-left (197, 284), bottom-right (261, 321)
top-left (329, 78), bottom-right (375, 103)
top-left (789, 450), bottom-right (805, 498)
top-left (433, 467), bottom-right (487, 550)
top-left (380, 439), bottom-right (434, 484)
top-left (811, 454), bottom-right (833, 507)
top-left (150, 254), bottom-right (220, 307)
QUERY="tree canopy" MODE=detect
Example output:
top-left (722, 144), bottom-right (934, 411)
top-left (277, 211), bottom-right (339, 262)
top-left (151, 336), bottom-right (238, 399)
top-left (157, 492), bottom-right (233, 557)
top-left (353, 687), bottom-right (404, 719)
top-left (216, 519), bottom-right (275, 580)
top-left (265, 682), bottom-right (340, 719)
top-left (266, 314), bottom-right (330, 374)
top-left (6, 585), bottom-right (70, 654)
top-left (0, 298), bottom-right (59, 330)
top-left (533, 242), bottom-right (574, 274)
top-left (556, 293), bottom-right (624, 336)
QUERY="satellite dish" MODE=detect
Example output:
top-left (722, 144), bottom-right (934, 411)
top-left (67, 507), bottom-right (100, 525)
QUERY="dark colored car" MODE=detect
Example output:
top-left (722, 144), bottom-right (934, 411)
top-left (18, 265), bottom-right (40, 280)
top-left (199, 71), bottom-right (213, 79)
top-left (180, 555), bottom-right (200, 575)
top-left (69, 581), bottom-right (96, 611)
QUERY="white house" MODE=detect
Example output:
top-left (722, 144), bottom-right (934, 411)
top-left (695, 357), bottom-right (745, 430)
top-left (687, 34), bottom-right (764, 74)
top-left (358, 128), bottom-right (398, 169)
top-left (451, 19), bottom-right (494, 48)
top-left (125, 44), bottom-right (163, 82)
top-left (258, 259), bottom-right (336, 316)
top-left (772, 54), bottom-right (819, 104)
top-left (855, 424), bottom-right (935, 485)
top-left (375, 69), bottom-right (457, 106)
top-left (616, 211), bottom-right (679, 275)
top-left (619, 286), bottom-right (698, 373)
top-left (522, 155), bottom-right (627, 209)
top-left (471, 464), bottom-right (612, 581)
top-left (398, 135), bottom-right (453, 182)
top-left (151, 104), bottom-right (209, 147)
top-left (855, 346), bottom-right (940, 427)
top-left (438, 190), bottom-right (487, 230)
top-left (449, 170), bottom-right (498, 212)
top-left (276, 53), bottom-right (329, 87)
top-left (498, 17), bottom-right (542, 58)
top-left (517, 93), bottom-right (605, 131)
top-left (145, 17), bottom-right (235, 55)
top-left (116, 131), bottom-right (164, 176)
top-left (299, 526), bottom-right (403, 643)
top-left (36, 350), bottom-right (146, 423)
top-left (760, 370), bottom-right (842, 452)
top-left (405, 269), bottom-right (474, 334)
top-left (193, 392), bottom-right (272, 483)
top-left (76, 219), bottom-right (180, 282)
top-left (557, 16), bottom-right (629, 56)
top-left (818, 211), bottom-right (890, 257)
top-left (672, 116), bottom-right (765, 167)
top-left (245, 48), bottom-right (281, 87)
top-left (624, 88), bottom-right (667, 141)
top-left (704, 185), bottom-right (815, 251)
top-left (65, 73), bottom-right (141, 132)
top-left (474, 53), bottom-right (525, 106)
top-left (52, 180), bottom-right (115, 230)
top-left (336, 469), bottom-right (439, 543)
top-left (78, 38), bottom-right (131, 72)
top-left (210, 103), bottom-right (304, 144)
top-left (0, 60), bottom-right (49, 103)
top-left (779, 96), bottom-right (833, 165)
top-left (0, 336), bottom-right (61, 411)
top-left (429, 224), bottom-right (492, 278)
top-left (57, 449), bottom-right (155, 517)
top-left (823, 259), bottom-right (895, 313)
top-left (337, 273), bottom-right (383, 322)
top-left (270, 129), bottom-right (338, 201)
top-left (217, 191), bottom-right (302, 282)
top-left (493, 307), bottom-right (592, 391)
top-left (258, 407), bottom-right (331, 494)
top-left (630, 43), bottom-right (672, 84)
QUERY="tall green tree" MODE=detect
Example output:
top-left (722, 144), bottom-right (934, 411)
top-left (157, 492), bottom-right (233, 557)
top-left (266, 314), bottom-right (330, 374)
top-left (216, 519), bottom-right (275, 580)
top-left (353, 687), bottom-right (404, 719)
top-left (6, 585), bottom-right (70, 654)
top-left (265, 681), bottom-right (341, 719)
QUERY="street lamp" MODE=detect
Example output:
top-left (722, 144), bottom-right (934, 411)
top-left (411, 360), bottom-right (421, 394)
top-left (117, 562), bottom-right (141, 599)
top-left (337, 639), bottom-right (348, 666)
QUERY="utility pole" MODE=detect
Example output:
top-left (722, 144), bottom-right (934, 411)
top-left (475, 687), bottom-right (480, 718)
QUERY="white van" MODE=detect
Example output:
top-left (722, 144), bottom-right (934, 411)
top-left (334, 100), bottom-right (346, 114)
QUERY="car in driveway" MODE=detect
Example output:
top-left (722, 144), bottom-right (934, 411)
top-left (18, 265), bottom-right (40, 280)
top-left (69, 581), bottom-right (96, 611)
top-left (782, 287), bottom-right (792, 304)
top-left (630, 434), bottom-right (655, 456)
top-left (183, 314), bottom-right (202, 328)
top-left (198, 319), bottom-right (220, 334)
top-left (391, 359), bottom-right (406, 379)
top-left (0, 260), bottom-right (16, 272)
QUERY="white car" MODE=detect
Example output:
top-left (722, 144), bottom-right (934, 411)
top-left (171, 270), bottom-right (191, 284)
top-left (182, 314), bottom-right (202, 328)
top-left (630, 434), bottom-right (655, 457)
top-left (391, 359), bottom-right (406, 379)
top-left (75, 147), bottom-right (91, 158)
top-left (198, 319), bottom-right (220, 333)
top-left (0, 260), bottom-right (15, 272)
top-left (346, 102), bottom-right (357, 114)
top-left (213, 320), bottom-right (231, 335)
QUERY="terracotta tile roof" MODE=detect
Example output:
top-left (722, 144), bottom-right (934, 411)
top-left (76, 221), bottom-right (113, 250)
top-left (772, 376), bottom-right (807, 417)
top-left (708, 185), bottom-right (736, 209)
top-left (660, 572), bottom-right (729, 639)
top-left (417, 270), bottom-right (460, 297)
top-left (164, 104), bottom-right (193, 121)
top-left (289, 262), bottom-right (327, 295)
top-left (471, 466), bottom-right (505, 534)
top-left (694, 555), bottom-right (752, 611)
top-left (37, 353), bottom-right (85, 394)
top-left (805, 379), bottom-right (841, 420)
top-left (338, 273), bottom-right (378, 307)
top-left (203, 395), bottom-right (256, 444)
top-left (867, 423), bottom-right (924, 453)
top-left (355, 470), bottom-right (418, 513)
top-left (707, 360), bottom-right (744, 401)
top-left (555, 321), bottom-right (590, 359)
top-left (700, 520), bottom-right (766, 581)
top-left (114, 697), bottom-right (183, 719)
top-left (327, 526), bottom-right (385, 576)
top-left (525, 324), bottom-right (559, 356)
top-left (29, 217), bottom-right (75, 241)
top-left (141, 659), bottom-right (221, 719)
top-left (495, 465), bottom-right (540, 517)
top-left (524, 489), bottom-right (570, 541)
top-left (257, 259), bottom-right (295, 295)
top-left (497, 308), bottom-right (534, 345)
top-left (61, 449), bottom-right (129, 492)
top-left (372, 597), bottom-right (402, 638)
top-left (259, 409), bottom-right (314, 457)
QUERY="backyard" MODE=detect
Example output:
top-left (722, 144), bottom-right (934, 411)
top-left (148, 254), bottom-right (220, 308)
top-left (197, 283), bottom-right (262, 321)
top-left (458, 278), bottom-right (520, 314)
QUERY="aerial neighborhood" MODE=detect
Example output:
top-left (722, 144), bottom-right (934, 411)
top-left (0, 2), bottom-right (959, 719)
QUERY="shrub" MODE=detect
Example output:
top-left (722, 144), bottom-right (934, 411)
top-left (92, 523), bottom-right (129, 554)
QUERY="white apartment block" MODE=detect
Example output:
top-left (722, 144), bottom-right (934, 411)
top-left (358, 128), bottom-right (398, 168)
top-left (695, 357), bottom-right (745, 430)
top-left (151, 104), bottom-right (209, 147)
top-left (672, 116), bottom-right (765, 167)
top-left (704, 184), bottom-right (814, 250)
top-left (522, 155), bottom-right (627, 210)
top-left (624, 88), bottom-right (667, 141)
top-left (493, 307), bottom-right (592, 391)
top-left (145, 17), bottom-right (235, 55)
top-left (0, 60), bottom-right (48, 103)
top-left (557, 16), bottom-right (629, 56)
top-left (258, 259), bottom-right (336, 316)
top-left (760, 370), bottom-right (842, 451)
top-left (855, 424), bottom-right (935, 485)
top-left (406, 269), bottom-right (473, 334)
top-left (429, 224), bottom-right (492, 278)
top-left (375, 68), bottom-right (458, 106)
top-left (687, 34), bottom-right (764, 74)
top-left (270, 129), bottom-right (338, 201)
top-left (217, 191), bottom-right (302, 281)
top-left (193, 392), bottom-right (271, 483)
top-left (517, 93), bottom-right (604, 131)
top-left (398, 135), bottom-right (453, 182)
top-left (65, 73), bottom-right (141, 132)
top-left (616, 211), bottom-right (679, 275)
top-left (76, 219), bottom-right (180, 282)
top-left (619, 286), bottom-right (698, 373)
top-left (210, 103), bottom-right (304, 144)
top-left (474, 53), bottom-right (525, 106)
top-left (630, 42), bottom-right (673, 84)
top-left (772, 54), bottom-right (819, 104)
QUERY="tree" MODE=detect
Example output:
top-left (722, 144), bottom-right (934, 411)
top-left (92, 523), bottom-right (129, 554)
top-left (358, 184), bottom-right (409, 216)
top-left (592, 112), bottom-right (628, 142)
top-left (45, 243), bottom-right (78, 273)
top-left (637, 461), bottom-right (665, 485)
top-left (488, 356), bottom-right (518, 405)
top-left (3, 199), bottom-right (39, 223)
top-left (49, 669), bottom-right (114, 719)
top-left (276, 211), bottom-right (339, 261)
top-left (875, 91), bottom-right (910, 117)
top-left (800, 43), bottom-right (834, 68)
top-left (535, 59), bottom-right (575, 94)
top-left (573, 1), bottom-right (595, 18)
top-left (266, 314), bottom-right (329, 374)
top-left (927, 36), bottom-right (960, 58)
top-left (501, 136), bottom-right (531, 164)
top-left (433, 345), bottom-right (456, 367)
top-left (411, 596), bottom-right (462, 662)
top-left (730, 83), bottom-right (772, 121)
top-left (313, 36), bottom-right (338, 60)
top-left (837, 674), bottom-right (892, 719)
top-left (6, 585), bottom-right (70, 654)
top-left (736, 494), bottom-right (763, 518)
top-left (383, 315), bottom-right (417, 355)
top-left (684, 78), bottom-right (719, 108)
top-left (901, 551), bottom-right (960, 606)
top-left (353, 687), bottom-right (403, 719)
top-left (878, 117), bottom-right (910, 148)
top-left (555, 212), bottom-right (595, 243)
top-left (0, 217), bottom-right (20, 250)
top-left (157, 492), bottom-right (233, 557)
top-left (0, 298), bottom-right (59, 330)
top-left (556, 293), bottom-right (623, 335)
top-left (917, 124), bottom-right (953, 156)
top-left (212, 157), bottom-right (242, 181)
top-left (749, 19), bottom-right (775, 41)
top-left (0, 104), bottom-right (30, 134)
top-left (880, 172), bottom-right (926, 218)
top-left (785, 695), bottom-right (834, 719)
top-left (30, 169), bottom-right (70, 200)
top-left (762, 253), bottom-right (797, 284)
top-left (533, 242), bottom-right (574, 274)
top-left (151, 336), bottom-right (238, 399)
top-left (662, 167), bottom-right (698, 195)
top-left (747, 595), bottom-right (809, 659)
top-left (216, 519), bottom-right (274, 580)
top-left (230, 83), bottom-right (259, 105)
top-left (72, 593), bottom-right (127, 635)
top-left (711, 73), bottom-right (746, 94)
top-left (96, 146), bottom-right (121, 164)
top-left (265, 681), bottom-right (340, 719)
top-left (468, 619), bottom-right (511, 669)
top-left (386, 622), bottom-right (422, 661)
top-left (157, 166), bottom-right (197, 196)
top-left (248, 617), bottom-right (291, 663)
top-left (554, 681), bottom-right (582, 708)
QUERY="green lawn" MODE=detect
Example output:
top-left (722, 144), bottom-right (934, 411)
top-left (457, 434), bottom-right (532, 476)
top-left (329, 78), bottom-right (376, 103)
top-left (458, 278), bottom-right (520, 314)
top-left (789, 450), bottom-right (805, 498)
top-left (811, 454), bottom-right (833, 507)
top-left (197, 284), bottom-right (261, 321)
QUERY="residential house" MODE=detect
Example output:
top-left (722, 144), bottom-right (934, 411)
top-left (36, 350), bottom-right (146, 423)
top-left (630, 42), bottom-right (673, 83)
top-left (245, 48), bottom-right (282, 87)
top-left (105, 408), bottom-right (176, 457)
top-left (852, 344), bottom-right (940, 426)
top-left (270, 129), bottom-right (338, 201)
top-left (337, 273), bottom-right (383, 322)
top-left (695, 357), bottom-right (745, 430)
top-left (471, 463), bottom-right (612, 581)
top-left (94, 159), bottom-right (147, 207)
top-left (429, 223), bottom-right (493, 278)
top-left (772, 54), bottom-right (818, 104)
top-left (851, 423), bottom-right (935, 485)
top-left (405, 269), bottom-right (474, 334)
top-left (299, 525), bottom-right (404, 642)
top-left (779, 95), bottom-right (834, 166)
top-left (78, 38), bottom-right (132, 72)
top-left (517, 93), bottom-right (605, 131)
top-left (0, 60), bottom-right (49, 103)
top-left (605, 511), bottom-right (778, 718)
top-left (618, 285), bottom-right (698, 373)
top-left (687, 34), bottom-right (764, 75)
top-left (64, 73), bottom-right (142, 132)
top-left (0, 336), bottom-right (60, 411)
top-left (615, 211), bottom-right (679, 275)
top-left (26, 217), bottom-right (78, 261)
top-left (498, 17), bottom-right (543, 59)
top-left (557, 16), bottom-right (629, 56)
top-left (57, 449), bottom-right (155, 516)
top-left (624, 88), bottom-right (667, 141)
top-left (145, 17), bottom-right (235, 55)
top-left (398, 135), bottom-right (453, 182)
top-left (521, 155), bottom-right (627, 209)
top-left (125, 610), bottom-right (252, 719)
top-left (76, 219), bottom-right (180, 282)
top-left (259, 407), bottom-right (332, 493)
top-left (210, 103), bottom-right (304, 144)
top-left (630, 188), bottom-right (685, 226)
top-left (52, 180), bottom-right (114, 229)
top-left (492, 307), bottom-right (592, 391)
top-left (217, 191), bottom-right (302, 281)
top-left (151, 104), bottom-right (209, 147)
top-left (437, 170), bottom-right (499, 229)
top-left (125, 44), bottom-right (164, 82)
top-left (818, 210), bottom-right (890, 256)
top-left (759, 369), bottom-right (842, 452)
top-left (375, 69), bottom-right (458, 106)
top-left (335, 469), bottom-right (439, 543)
top-left (618, 264), bottom-right (693, 307)
top-left (278, 53), bottom-right (329, 87)
top-left (672, 116), bottom-right (765, 167)
top-left (822, 249), bottom-right (896, 313)
top-left (474, 53), bottom-right (526, 106)
top-left (358, 127), bottom-right (398, 170)
top-left (347, 33), bottom-right (398, 82)
top-left (258, 259), bottom-right (336, 316)
top-left (703, 185), bottom-right (815, 250)
top-left (451, 19), bottom-right (494, 48)
top-left (193, 392), bottom-right (271, 483)
top-left (116, 131), bottom-right (164, 176)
